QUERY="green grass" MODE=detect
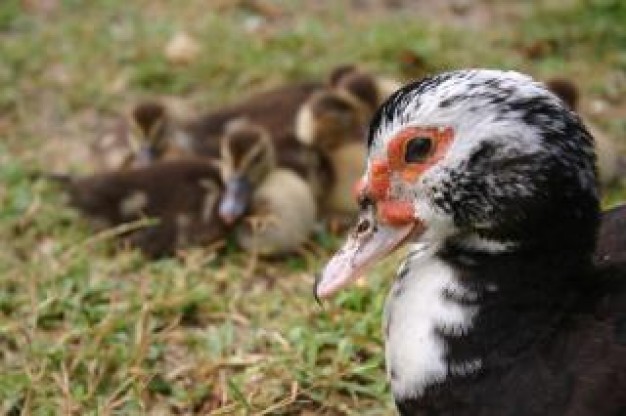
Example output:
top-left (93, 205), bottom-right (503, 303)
top-left (1, 0), bottom-right (625, 414)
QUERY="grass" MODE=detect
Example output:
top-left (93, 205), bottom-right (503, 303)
top-left (1, 0), bottom-right (625, 414)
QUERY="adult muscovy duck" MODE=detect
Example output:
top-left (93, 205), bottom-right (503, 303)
top-left (315, 69), bottom-right (626, 415)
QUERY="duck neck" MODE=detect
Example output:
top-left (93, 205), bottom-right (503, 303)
top-left (384, 237), bottom-right (592, 403)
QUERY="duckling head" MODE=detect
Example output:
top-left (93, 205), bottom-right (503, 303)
top-left (295, 89), bottom-right (371, 152)
top-left (218, 119), bottom-right (275, 224)
top-left (329, 66), bottom-right (380, 112)
top-left (128, 101), bottom-right (170, 167)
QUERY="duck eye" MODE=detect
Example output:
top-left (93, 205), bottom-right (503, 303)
top-left (404, 137), bottom-right (433, 163)
top-left (357, 194), bottom-right (373, 210)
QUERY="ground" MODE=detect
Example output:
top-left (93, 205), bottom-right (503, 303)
top-left (1, 0), bottom-right (625, 414)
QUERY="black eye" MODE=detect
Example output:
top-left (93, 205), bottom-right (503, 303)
top-left (405, 137), bottom-right (433, 163)
top-left (358, 194), bottom-right (372, 210)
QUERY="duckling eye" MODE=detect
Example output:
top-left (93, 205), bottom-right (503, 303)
top-left (405, 137), bottom-right (433, 163)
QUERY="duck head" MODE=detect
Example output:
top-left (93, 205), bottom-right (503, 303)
top-left (316, 69), bottom-right (600, 299)
top-left (218, 119), bottom-right (275, 224)
top-left (128, 101), bottom-right (170, 167)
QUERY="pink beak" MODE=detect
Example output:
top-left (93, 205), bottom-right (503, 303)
top-left (315, 208), bottom-right (423, 299)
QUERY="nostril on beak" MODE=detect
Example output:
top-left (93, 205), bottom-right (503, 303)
top-left (357, 218), bottom-right (371, 234)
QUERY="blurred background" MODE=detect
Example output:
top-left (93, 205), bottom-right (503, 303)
top-left (1, 0), bottom-right (625, 414)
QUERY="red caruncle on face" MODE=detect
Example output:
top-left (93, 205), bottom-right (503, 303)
top-left (355, 126), bottom-right (454, 226)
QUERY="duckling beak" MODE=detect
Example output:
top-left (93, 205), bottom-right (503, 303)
top-left (219, 176), bottom-right (252, 225)
top-left (135, 146), bottom-right (157, 167)
top-left (315, 207), bottom-right (423, 299)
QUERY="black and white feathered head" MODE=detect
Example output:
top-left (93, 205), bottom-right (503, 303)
top-left (316, 69), bottom-right (599, 298)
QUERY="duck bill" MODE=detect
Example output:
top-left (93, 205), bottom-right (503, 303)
top-left (134, 146), bottom-right (157, 167)
top-left (315, 213), bottom-right (423, 299)
top-left (219, 176), bottom-right (252, 225)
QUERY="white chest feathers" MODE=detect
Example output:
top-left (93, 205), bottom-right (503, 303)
top-left (384, 245), bottom-right (479, 400)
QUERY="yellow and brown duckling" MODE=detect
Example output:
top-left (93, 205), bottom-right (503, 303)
top-left (295, 86), bottom-right (370, 217)
top-left (217, 119), bottom-right (317, 256)
top-left (295, 87), bottom-right (371, 151)
top-left (92, 101), bottom-right (191, 171)
top-left (179, 80), bottom-right (332, 212)
top-left (55, 159), bottom-right (226, 257)
top-left (293, 66), bottom-right (403, 217)
top-left (545, 77), bottom-right (625, 186)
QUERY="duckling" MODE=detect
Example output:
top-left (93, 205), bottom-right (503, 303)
top-left (54, 159), bottom-right (226, 257)
top-left (295, 88), bottom-right (369, 216)
top-left (217, 119), bottom-right (317, 256)
top-left (179, 81), bottom-right (333, 210)
top-left (295, 88), bottom-right (370, 150)
top-left (294, 67), bottom-right (402, 216)
top-left (92, 101), bottom-right (191, 171)
top-left (546, 77), bottom-right (625, 186)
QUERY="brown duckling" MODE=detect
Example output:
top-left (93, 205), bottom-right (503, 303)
top-left (55, 159), bottom-right (226, 257)
top-left (295, 88), bottom-right (369, 216)
top-left (217, 119), bottom-right (317, 256)
top-left (546, 77), bottom-right (625, 186)
top-left (92, 101), bottom-right (191, 171)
